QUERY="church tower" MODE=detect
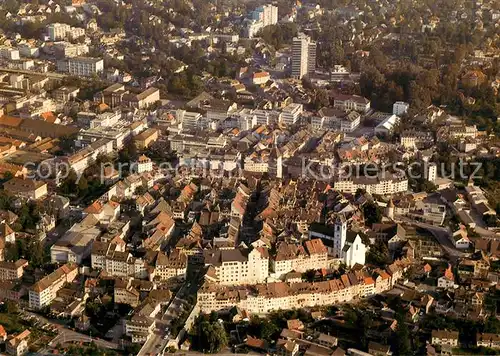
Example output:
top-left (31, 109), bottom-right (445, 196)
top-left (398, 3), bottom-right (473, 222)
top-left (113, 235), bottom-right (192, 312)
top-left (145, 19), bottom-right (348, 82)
top-left (333, 214), bottom-right (347, 258)
top-left (386, 198), bottom-right (395, 220)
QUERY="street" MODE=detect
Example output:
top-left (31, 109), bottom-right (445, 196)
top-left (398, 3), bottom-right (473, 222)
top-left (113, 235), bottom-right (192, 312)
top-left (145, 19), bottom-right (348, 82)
top-left (49, 328), bottom-right (118, 349)
top-left (138, 272), bottom-right (202, 356)
top-left (20, 310), bottom-right (118, 351)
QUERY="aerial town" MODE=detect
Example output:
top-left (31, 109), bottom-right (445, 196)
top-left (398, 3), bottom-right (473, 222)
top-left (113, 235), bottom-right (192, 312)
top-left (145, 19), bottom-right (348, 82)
top-left (0, 0), bottom-right (497, 355)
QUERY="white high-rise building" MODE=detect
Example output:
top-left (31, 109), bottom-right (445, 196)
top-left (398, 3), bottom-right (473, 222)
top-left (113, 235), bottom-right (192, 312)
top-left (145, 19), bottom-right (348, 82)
top-left (427, 162), bottom-right (437, 182)
top-left (292, 33), bottom-right (316, 79)
top-left (261, 4), bottom-right (278, 26)
top-left (393, 101), bottom-right (410, 116)
top-left (47, 23), bottom-right (71, 41)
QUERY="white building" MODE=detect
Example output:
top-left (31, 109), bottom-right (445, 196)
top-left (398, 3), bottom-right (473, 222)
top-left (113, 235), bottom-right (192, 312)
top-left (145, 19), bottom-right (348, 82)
top-left (393, 101), bottom-right (409, 116)
top-left (136, 155), bottom-right (153, 173)
top-left (280, 103), bottom-right (303, 126)
top-left (374, 114), bottom-right (400, 136)
top-left (47, 23), bottom-right (71, 41)
top-left (0, 47), bottom-right (20, 61)
top-left (292, 33), bottom-right (316, 79)
top-left (334, 174), bottom-right (408, 195)
top-left (177, 109), bottom-right (203, 131)
top-left (59, 57), bottom-right (104, 76)
top-left (332, 216), bottom-right (366, 266)
top-left (333, 94), bottom-right (370, 113)
top-left (29, 263), bottom-right (78, 309)
top-left (314, 108), bottom-right (360, 132)
top-left (246, 20), bottom-right (264, 38)
top-left (427, 163), bottom-right (437, 182)
top-left (260, 4), bottom-right (278, 26)
top-left (204, 247), bottom-right (269, 285)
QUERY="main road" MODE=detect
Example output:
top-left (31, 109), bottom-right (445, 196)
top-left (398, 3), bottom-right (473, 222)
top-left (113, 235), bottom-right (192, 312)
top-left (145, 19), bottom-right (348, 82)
top-left (49, 329), bottom-right (118, 349)
top-left (0, 67), bottom-right (67, 79)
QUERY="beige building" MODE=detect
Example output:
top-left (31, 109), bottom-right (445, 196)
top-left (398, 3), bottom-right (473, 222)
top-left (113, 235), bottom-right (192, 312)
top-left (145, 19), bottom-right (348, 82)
top-left (6, 330), bottom-right (30, 356)
top-left (3, 178), bottom-right (47, 200)
top-left (204, 247), bottom-right (269, 285)
top-left (197, 269), bottom-right (394, 315)
top-left (431, 330), bottom-right (459, 347)
top-left (477, 333), bottom-right (500, 349)
top-left (134, 128), bottom-right (159, 149)
top-left (29, 263), bottom-right (78, 309)
top-left (124, 87), bottom-right (160, 109)
top-left (155, 249), bottom-right (187, 281)
top-left (114, 279), bottom-right (140, 307)
top-left (334, 174), bottom-right (408, 195)
top-left (271, 239), bottom-right (328, 278)
top-left (0, 259), bottom-right (28, 280)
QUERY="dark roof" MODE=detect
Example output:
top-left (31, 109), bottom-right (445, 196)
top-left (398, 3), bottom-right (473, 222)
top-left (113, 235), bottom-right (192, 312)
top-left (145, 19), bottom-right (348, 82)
top-left (203, 248), bottom-right (248, 266)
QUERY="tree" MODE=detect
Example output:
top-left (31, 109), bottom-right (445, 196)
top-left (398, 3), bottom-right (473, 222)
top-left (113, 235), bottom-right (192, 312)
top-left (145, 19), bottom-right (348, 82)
top-left (78, 175), bottom-right (89, 196)
top-left (312, 89), bottom-right (330, 110)
top-left (363, 202), bottom-right (382, 226)
top-left (27, 239), bottom-right (46, 268)
top-left (392, 311), bottom-right (411, 355)
top-left (196, 320), bottom-right (228, 354)
top-left (58, 135), bottom-right (77, 154)
top-left (367, 240), bottom-right (391, 267)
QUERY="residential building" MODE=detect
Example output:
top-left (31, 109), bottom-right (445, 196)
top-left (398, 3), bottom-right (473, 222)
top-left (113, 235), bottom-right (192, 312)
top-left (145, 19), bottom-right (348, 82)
top-left (197, 273), bottom-right (394, 315)
top-left (58, 57), bottom-right (104, 76)
top-left (6, 330), bottom-right (30, 356)
top-left (136, 155), bottom-right (153, 173)
top-left (393, 101), bottom-right (409, 116)
top-left (47, 23), bottom-right (70, 41)
top-left (281, 103), bottom-right (303, 126)
top-left (477, 333), bottom-right (500, 349)
top-left (0, 259), bottom-right (28, 280)
top-left (292, 33), bottom-right (316, 79)
top-left (437, 265), bottom-right (455, 290)
top-left (155, 249), bottom-right (188, 281)
top-left (3, 178), bottom-right (47, 200)
top-left (431, 330), bottom-right (459, 347)
top-left (204, 247), bottom-right (269, 285)
top-left (114, 279), bottom-right (140, 307)
top-left (334, 174), bottom-right (408, 195)
top-left (253, 4), bottom-right (278, 27)
top-left (270, 239), bottom-right (328, 278)
top-left (29, 263), bottom-right (78, 309)
top-left (252, 71), bottom-right (271, 85)
top-left (332, 94), bottom-right (370, 113)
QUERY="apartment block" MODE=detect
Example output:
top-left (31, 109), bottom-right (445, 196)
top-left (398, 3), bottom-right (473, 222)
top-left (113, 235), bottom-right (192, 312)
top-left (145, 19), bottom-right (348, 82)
top-left (204, 247), bottom-right (269, 285)
top-left (270, 239), bottom-right (328, 278)
top-left (0, 259), bottom-right (28, 280)
top-left (292, 33), bottom-right (316, 79)
top-left (29, 263), bottom-right (78, 309)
